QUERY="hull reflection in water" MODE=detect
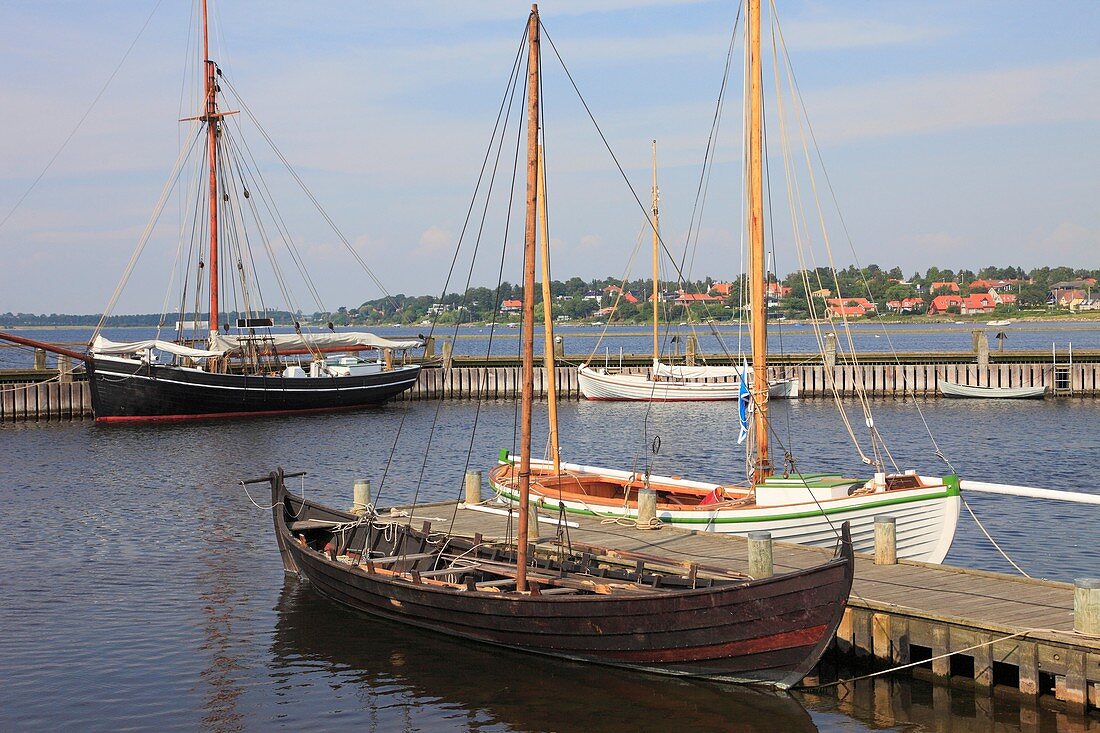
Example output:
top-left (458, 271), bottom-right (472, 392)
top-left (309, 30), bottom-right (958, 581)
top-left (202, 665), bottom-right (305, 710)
top-left (271, 581), bottom-right (820, 732)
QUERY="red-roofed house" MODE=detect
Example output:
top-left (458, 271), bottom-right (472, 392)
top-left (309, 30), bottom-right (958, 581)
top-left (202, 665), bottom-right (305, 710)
top-left (931, 281), bottom-right (960, 294)
top-left (826, 297), bottom-right (877, 312)
top-left (886, 297), bottom-right (925, 314)
top-left (990, 290), bottom-right (1017, 306)
top-left (766, 282), bottom-right (791, 299)
top-left (927, 295), bottom-right (962, 315)
top-left (962, 293), bottom-right (996, 314)
top-left (826, 305), bottom-right (867, 319)
top-left (674, 291), bottom-right (723, 306)
top-left (500, 299), bottom-right (522, 313)
top-left (710, 282), bottom-right (734, 297)
top-left (970, 279), bottom-right (1022, 293)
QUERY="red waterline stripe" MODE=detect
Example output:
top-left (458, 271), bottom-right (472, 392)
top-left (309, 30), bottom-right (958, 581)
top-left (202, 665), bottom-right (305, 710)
top-left (598, 624), bottom-right (831, 663)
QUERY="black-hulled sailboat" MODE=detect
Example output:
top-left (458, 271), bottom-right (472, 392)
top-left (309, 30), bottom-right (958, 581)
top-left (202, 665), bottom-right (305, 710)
top-left (1, 0), bottom-right (421, 422)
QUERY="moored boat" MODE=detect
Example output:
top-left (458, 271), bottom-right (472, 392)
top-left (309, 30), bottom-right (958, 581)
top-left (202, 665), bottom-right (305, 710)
top-left (266, 468), bottom-right (854, 689)
top-left (939, 380), bottom-right (1046, 399)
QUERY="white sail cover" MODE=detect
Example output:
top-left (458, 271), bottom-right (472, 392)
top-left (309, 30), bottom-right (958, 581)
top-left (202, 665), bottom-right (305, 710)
top-left (653, 360), bottom-right (744, 380)
top-left (209, 332), bottom-right (422, 353)
top-left (91, 336), bottom-right (222, 358)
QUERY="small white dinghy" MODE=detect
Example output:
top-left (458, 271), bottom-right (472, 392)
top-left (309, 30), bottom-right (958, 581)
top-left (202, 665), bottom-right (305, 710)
top-left (939, 381), bottom-right (1046, 399)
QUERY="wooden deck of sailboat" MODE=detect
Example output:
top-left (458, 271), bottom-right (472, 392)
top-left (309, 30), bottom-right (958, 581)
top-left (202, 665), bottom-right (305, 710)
top-left (382, 500), bottom-right (1097, 710)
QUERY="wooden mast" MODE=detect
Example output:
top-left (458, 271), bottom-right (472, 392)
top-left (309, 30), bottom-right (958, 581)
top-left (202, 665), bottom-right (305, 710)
top-left (651, 140), bottom-right (660, 366)
top-left (516, 4), bottom-right (540, 592)
top-left (201, 0), bottom-right (220, 340)
top-left (748, 0), bottom-right (771, 483)
top-left (537, 143), bottom-right (560, 475)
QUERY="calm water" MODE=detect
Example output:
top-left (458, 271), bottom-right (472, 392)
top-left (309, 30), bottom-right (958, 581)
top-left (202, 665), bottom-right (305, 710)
top-left (1, 397), bottom-right (1097, 730)
top-left (1, 320), bottom-right (1099, 368)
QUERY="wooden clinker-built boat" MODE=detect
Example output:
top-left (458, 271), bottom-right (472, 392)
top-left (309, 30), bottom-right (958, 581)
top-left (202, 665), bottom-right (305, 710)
top-left (266, 469), bottom-right (855, 689)
top-left (491, 454), bottom-right (960, 563)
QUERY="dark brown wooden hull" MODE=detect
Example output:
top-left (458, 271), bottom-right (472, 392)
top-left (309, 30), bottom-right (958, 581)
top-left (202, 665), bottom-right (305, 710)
top-left (267, 472), bottom-right (854, 688)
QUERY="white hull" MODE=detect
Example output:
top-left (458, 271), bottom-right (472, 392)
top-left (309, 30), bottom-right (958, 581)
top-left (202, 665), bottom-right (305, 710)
top-left (577, 364), bottom-right (799, 401)
top-left (491, 457), bottom-right (960, 564)
top-left (939, 381), bottom-right (1046, 399)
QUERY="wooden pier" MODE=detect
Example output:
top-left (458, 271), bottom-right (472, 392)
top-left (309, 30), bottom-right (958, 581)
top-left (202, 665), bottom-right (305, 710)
top-left (383, 498), bottom-right (1098, 715)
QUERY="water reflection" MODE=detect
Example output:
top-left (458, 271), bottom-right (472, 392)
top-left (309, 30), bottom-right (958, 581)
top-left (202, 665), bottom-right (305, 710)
top-left (270, 580), bottom-right (819, 733)
top-left (798, 662), bottom-right (1100, 733)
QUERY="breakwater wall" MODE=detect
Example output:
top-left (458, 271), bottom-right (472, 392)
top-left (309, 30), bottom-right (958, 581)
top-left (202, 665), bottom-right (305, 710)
top-left (4, 358), bottom-right (1098, 422)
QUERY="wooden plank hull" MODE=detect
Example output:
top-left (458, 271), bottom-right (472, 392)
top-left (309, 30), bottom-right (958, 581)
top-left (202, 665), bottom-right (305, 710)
top-left (491, 458), bottom-right (960, 564)
top-left (269, 475), bottom-right (854, 689)
top-left (88, 357), bottom-right (419, 421)
top-left (577, 364), bottom-right (798, 401)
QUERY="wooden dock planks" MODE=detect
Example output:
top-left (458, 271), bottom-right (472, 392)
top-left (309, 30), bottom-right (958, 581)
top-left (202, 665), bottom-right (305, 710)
top-left (383, 499), bottom-right (1098, 711)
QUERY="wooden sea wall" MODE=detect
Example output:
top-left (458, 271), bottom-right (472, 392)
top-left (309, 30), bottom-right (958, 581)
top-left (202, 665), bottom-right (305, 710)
top-left (395, 362), bottom-right (1100, 400)
top-left (0, 380), bottom-right (92, 421)
top-left (2, 360), bottom-right (1100, 421)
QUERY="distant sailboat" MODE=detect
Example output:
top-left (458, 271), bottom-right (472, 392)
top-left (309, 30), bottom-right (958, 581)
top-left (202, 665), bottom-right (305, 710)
top-left (577, 142), bottom-right (797, 401)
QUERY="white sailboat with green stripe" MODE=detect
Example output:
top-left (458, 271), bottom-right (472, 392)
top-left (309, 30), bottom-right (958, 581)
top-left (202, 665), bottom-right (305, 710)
top-left (487, 0), bottom-right (961, 565)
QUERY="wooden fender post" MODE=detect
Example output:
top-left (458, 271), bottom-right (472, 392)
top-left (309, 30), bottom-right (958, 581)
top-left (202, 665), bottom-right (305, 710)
top-left (636, 488), bottom-right (658, 529)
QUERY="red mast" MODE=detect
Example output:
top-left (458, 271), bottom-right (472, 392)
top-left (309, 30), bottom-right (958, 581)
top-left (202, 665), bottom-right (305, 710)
top-left (201, 0), bottom-right (220, 339)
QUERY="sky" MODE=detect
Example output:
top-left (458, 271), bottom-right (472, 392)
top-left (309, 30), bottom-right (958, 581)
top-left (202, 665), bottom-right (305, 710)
top-left (0, 0), bottom-right (1097, 314)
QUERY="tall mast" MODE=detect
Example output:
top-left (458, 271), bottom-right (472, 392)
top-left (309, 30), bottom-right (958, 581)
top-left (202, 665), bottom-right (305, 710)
top-left (537, 143), bottom-right (560, 475)
top-left (515, 4), bottom-right (540, 593)
top-left (201, 0), bottom-right (220, 340)
top-left (748, 0), bottom-right (771, 483)
top-left (651, 140), bottom-right (660, 365)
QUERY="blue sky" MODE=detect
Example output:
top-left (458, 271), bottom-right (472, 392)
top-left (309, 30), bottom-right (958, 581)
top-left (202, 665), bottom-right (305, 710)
top-left (0, 1), bottom-right (1097, 314)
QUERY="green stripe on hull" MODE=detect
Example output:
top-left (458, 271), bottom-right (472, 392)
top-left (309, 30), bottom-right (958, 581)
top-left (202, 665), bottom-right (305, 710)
top-left (492, 480), bottom-right (960, 524)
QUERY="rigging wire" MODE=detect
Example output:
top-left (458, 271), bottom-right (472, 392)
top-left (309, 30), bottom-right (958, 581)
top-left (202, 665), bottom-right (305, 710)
top-left (0, 0), bottom-right (167, 235)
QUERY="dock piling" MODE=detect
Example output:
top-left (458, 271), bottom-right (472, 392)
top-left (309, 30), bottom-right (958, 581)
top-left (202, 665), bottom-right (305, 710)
top-left (636, 488), bottom-right (657, 528)
top-left (528, 501), bottom-right (540, 541)
top-left (747, 531), bottom-right (773, 578)
top-left (1075, 578), bottom-right (1100, 636)
top-left (352, 479), bottom-right (371, 514)
top-left (464, 470), bottom-right (482, 504)
top-left (874, 515), bottom-right (897, 565)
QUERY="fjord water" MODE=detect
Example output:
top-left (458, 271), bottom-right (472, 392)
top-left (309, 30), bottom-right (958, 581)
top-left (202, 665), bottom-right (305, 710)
top-left (1, 397), bottom-right (1096, 731)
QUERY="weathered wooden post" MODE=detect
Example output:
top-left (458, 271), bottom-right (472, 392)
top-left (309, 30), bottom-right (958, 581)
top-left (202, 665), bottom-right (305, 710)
top-left (686, 334), bottom-right (698, 366)
top-left (527, 500), bottom-right (540, 541)
top-left (553, 335), bottom-right (564, 358)
top-left (1075, 578), bottom-right (1100, 636)
top-left (748, 531), bottom-right (773, 578)
top-left (824, 333), bottom-right (837, 369)
top-left (636, 488), bottom-right (658, 529)
top-left (874, 515), bottom-right (897, 565)
top-left (442, 340), bottom-right (453, 370)
top-left (383, 348), bottom-right (394, 371)
top-left (973, 330), bottom-right (989, 369)
top-left (57, 354), bottom-right (73, 383)
top-left (464, 470), bottom-right (482, 504)
top-left (352, 479), bottom-right (371, 514)
top-left (424, 336), bottom-right (435, 359)
top-left (33, 348), bottom-right (46, 370)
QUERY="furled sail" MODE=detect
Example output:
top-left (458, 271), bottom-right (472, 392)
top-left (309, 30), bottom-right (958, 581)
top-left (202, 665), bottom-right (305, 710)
top-left (90, 336), bottom-right (222, 359)
top-left (209, 332), bottom-right (422, 353)
top-left (653, 360), bottom-right (744, 380)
